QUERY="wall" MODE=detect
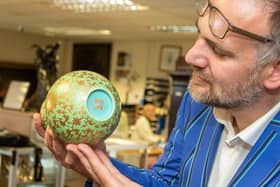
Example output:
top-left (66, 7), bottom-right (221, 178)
top-left (110, 37), bottom-right (196, 103)
top-left (0, 29), bottom-right (70, 76)
top-left (0, 29), bottom-right (197, 103)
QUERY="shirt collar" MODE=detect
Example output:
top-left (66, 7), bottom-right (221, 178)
top-left (214, 101), bottom-right (280, 147)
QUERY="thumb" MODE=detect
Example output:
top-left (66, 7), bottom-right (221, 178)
top-left (33, 113), bottom-right (46, 137)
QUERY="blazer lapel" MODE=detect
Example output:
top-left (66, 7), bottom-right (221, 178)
top-left (229, 112), bottom-right (280, 187)
top-left (185, 110), bottom-right (224, 187)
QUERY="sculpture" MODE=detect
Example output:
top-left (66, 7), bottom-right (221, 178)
top-left (25, 42), bottom-right (60, 111)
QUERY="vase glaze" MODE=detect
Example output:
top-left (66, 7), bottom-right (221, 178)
top-left (40, 70), bottom-right (121, 146)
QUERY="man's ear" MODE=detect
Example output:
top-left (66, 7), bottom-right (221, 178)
top-left (263, 61), bottom-right (280, 90)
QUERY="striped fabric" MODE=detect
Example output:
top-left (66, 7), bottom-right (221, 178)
top-left (85, 91), bottom-right (280, 187)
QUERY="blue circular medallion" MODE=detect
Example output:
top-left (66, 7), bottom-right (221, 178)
top-left (87, 89), bottom-right (114, 121)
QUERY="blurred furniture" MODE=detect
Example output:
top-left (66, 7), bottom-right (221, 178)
top-left (168, 71), bottom-right (192, 135)
top-left (0, 147), bottom-right (34, 187)
top-left (146, 145), bottom-right (164, 169)
top-left (105, 138), bottom-right (148, 168)
top-left (0, 146), bottom-right (65, 187)
top-left (143, 77), bottom-right (169, 107)
top-left (111, 111), bottom-right (129, 138)
top-left (0, 108), bottom-right (33, 136)
top-left (0, 62), bottom-right (37, 103)
top-left (72, 43), bottom-right (112, 78)
top-left (0, 108), bottom-right (66, 187)
top-left (121, 104), bottom-right (140, 126)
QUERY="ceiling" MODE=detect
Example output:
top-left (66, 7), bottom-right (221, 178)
top-left (0, 0), bottom-right (198, 41)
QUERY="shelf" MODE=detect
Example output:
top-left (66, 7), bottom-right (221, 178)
top-left (144, 77), bottom-right (170, 107)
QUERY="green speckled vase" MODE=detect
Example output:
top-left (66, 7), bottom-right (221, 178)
top-left (40, 70), bottom-right (121, 145)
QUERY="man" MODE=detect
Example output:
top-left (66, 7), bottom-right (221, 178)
top-left (131, 103), bottom-right (161, 144)
top-left (34, 0), bottom-right (280, 186)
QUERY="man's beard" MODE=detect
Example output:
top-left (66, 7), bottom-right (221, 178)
top-left (188, 67), bottom-right (265, 109)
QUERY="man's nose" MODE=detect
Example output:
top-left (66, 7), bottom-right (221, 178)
top-left (185, 38), bottom-right (210, 69)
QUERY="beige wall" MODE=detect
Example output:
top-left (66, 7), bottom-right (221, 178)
top-left (0, 29), bottom-right (197, 103)
top-left (0, 29), bottom-right (71, 76)
top-left (109, 37), bottom-right (196, 103)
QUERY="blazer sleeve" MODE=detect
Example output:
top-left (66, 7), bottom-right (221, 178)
top-left (108, 91), bottom-right (192, 187)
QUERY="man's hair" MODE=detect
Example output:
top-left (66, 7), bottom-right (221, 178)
top-left (257, 0), bottom-right (280, 65)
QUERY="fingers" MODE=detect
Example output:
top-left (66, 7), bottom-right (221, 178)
top-left (94, 149), bottom-right (129, 185)
top-left (94, 141), bottom-right (107, 152)
top-left (78, 144), bottom-right (121, 187)
top-left (71, 144), bottom-right (141, 187)
top-left (34, 116), bottom-right (93, 179)
top-left (77, 144), bottom-right (141, 187)
top-left (94, 149), bottom-right (139, 185)
top-left (44, 126), bottom-right (54, 152)
top-left (33, 113), bottom-right (45, 137)
top-left (64, 144), bottom-right (93, 178)
top-left (95, 149), bottom-right (120, 175)
top-left (45, 126), bottom-right (66, 161)
top-left (34, 113), bottom-right (66, 161)
top-left (65, 145), bottom-right (77, 165)
top-left (78, 144), bottom-right (110, 181)
top-left (67, 144), bottom-right (100, 182)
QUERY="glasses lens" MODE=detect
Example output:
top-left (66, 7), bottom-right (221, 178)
top-left (209, 7), bottom-right (228, 38)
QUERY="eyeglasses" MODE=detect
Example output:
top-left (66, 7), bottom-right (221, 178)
top-left (198, 0), bottom-right (274, 43)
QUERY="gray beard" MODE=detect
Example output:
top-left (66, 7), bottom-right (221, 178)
top-left (188, 69), bottom-right (265, 109)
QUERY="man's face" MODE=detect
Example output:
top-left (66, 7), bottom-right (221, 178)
top-left (185, 0), bottom-right (271, 109)
top-left (144, 105), bottom-right (156, 120)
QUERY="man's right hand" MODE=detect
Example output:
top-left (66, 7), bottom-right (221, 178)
top-left (33, 113), bottom-right (142, 187)
top-left (33, 113), bottom-right (95, 178)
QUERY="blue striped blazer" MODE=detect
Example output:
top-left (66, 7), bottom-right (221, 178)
top-left (85, 91), bottom-right (280, 187)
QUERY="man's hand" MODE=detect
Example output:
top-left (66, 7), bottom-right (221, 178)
top-left (69, 144), bottom-right (142, 187)
top-left (33, 113), bottom-right (140, 186)
top-left (33, 113), bottom-right (92, 177)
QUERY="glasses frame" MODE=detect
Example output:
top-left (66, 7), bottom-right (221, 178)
top-left (199, 0), bottom-right (274, 43)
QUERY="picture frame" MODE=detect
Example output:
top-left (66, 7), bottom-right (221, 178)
top-left (3, 80), bottom-right (30, 110)
top-left (159, 45), bottom-right (182, 72)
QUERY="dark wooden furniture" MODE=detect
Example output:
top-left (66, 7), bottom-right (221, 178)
top-left (168, 71), bottom-right (192, 136)
top-left (0, 62), bottom-right (37, 103)
top-left (72, 43), bottom-right (112, 78)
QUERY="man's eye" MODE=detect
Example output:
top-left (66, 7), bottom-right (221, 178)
top-left (212, 46), bottom-right (228, 57)
top-left (212, 45), bottom-right (234, 58)
top-left (205, 38), bottom-right (235, 58)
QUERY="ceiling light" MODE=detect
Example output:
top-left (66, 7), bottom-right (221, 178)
top-left (44, 27), bottom-right (112, 36)
top-left (149, 25), bottom-right (198, 33)
top-left (52, 0), bottom-right (149, 13)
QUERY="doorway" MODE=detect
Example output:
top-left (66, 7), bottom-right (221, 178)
top-left (72, 43), bottom-right (112, 78)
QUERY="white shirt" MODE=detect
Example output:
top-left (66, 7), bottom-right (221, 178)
top-left (131, 116), bottom-right (160, 144)
top-left (207, 102), bottom-right (280, 187)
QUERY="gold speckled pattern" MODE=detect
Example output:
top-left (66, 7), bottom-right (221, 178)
top-left (40, 70), bottom-right (121, 145)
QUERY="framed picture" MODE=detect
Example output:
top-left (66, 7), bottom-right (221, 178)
top-left (176, 55), bottom-right (192, 72)
top-left (159, 45), bottom-right (182, 72)
top-left (3, 80), bottom-right (30, 110)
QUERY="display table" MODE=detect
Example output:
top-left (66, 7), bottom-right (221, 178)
top-left (0, 146), bottom-right (65, 187)
top-left (0, 146), bottom-right (34, 187)
top-left (105, 138), bottom-right (148, 168)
